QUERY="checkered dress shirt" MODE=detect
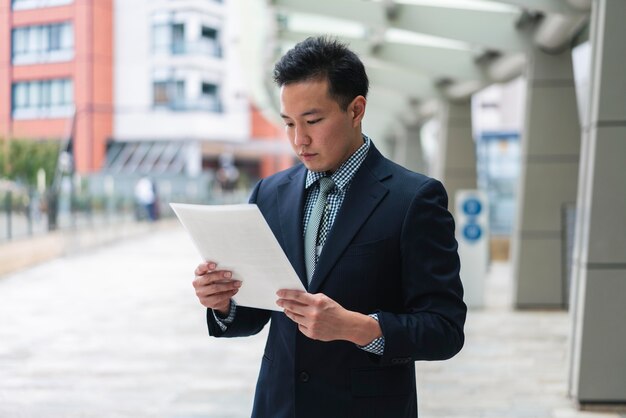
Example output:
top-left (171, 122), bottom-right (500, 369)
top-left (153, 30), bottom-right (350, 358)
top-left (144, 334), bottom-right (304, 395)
top-left (215, 135), bottom-right (385, 355)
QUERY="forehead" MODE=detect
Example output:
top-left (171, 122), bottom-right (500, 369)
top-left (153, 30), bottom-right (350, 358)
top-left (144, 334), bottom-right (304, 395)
top-left (279, 79), bottom-right (338, 116)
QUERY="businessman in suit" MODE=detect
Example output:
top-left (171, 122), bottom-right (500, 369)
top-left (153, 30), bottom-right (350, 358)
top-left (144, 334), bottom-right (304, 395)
top-left (192, 36), bottom-right (466, 417)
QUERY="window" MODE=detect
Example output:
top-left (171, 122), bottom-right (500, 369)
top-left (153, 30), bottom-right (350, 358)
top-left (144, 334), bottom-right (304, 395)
top-left (200, 26), bottom-right (221, 57)
top-left (200, 82), bottom-right (222, 112)
top-left (153, 80), bottom-right (185, 109)
top-left (152, 23), bottom-right (221, 57)
top-left (153, 79), bottom-right (222, 112)
top-left (12, 22), bottom-right (74, 65)
top-left (12, 0), bottom-right (72, 11)
top-left (12, 79), bottom-right (74, 119)
top-left (172, 24), bottom-right (185, 55)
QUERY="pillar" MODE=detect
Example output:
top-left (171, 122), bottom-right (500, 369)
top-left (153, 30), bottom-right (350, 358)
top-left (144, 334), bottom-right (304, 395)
top-left (511, 50), bottom-right (580, 308)
top-left (569, 0), bottom-right (626, 403)
top-left (436, 99), bottom-right (477, 211)
top-left (393, 121), bottom-right (426, 174)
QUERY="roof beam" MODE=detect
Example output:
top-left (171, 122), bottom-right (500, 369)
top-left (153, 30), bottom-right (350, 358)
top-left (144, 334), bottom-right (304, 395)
top-left (272, 0), bottom-right (529, 52)
top-left (365, 62), bottom-right (441, 100)
top-left (481, 0), bottom-right (585, 15)
top-left (389, 2), bottom-right (527, 52)
top-left (278, 30), bottom-right (488, 82)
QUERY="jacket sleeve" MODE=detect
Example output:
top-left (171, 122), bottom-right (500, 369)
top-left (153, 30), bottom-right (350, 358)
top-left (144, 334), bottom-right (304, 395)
top-left (207, 306), bottom-right (271, 337)
top-left (377, 178), bottom-right (467, 364)
top-left (206, 179), bottom-right (272, 338)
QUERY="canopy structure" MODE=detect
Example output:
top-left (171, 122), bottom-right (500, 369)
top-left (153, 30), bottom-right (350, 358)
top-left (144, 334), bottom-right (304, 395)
top-left (235, 0), bottom-right (591, 141)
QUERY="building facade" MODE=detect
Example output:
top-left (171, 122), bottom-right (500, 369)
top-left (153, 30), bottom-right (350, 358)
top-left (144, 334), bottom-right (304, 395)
top-left (0, 0), bottom-right (113, 173)
top-left (112, 0), bottom-right (252, 178)
top-left (1, 0), bottom-right (292, 181)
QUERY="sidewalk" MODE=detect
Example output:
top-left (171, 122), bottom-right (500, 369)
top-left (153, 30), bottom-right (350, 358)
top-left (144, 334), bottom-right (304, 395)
top-left (0, 227), bottom-right (623, 417)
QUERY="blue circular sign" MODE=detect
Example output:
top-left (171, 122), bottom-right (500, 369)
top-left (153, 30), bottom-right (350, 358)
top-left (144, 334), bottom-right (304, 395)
top-left (463, 198), bottom-right (482, 216)
top-left (463, 223), bottom-right (482, 242)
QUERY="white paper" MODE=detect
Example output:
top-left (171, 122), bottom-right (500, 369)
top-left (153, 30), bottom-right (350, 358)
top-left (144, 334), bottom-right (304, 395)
top-left (170, 203), bottom-right (305, 311)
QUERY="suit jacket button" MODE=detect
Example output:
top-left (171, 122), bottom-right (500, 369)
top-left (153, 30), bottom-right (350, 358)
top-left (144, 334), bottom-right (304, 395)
top-left (299, 371), bottom-right (310, 382)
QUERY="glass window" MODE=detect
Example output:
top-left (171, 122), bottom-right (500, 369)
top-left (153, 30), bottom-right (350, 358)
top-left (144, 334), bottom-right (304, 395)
top-left (60, 23), bottom-right (73, 50)
top-left (40, 80), bottom-right (52, 108)
top-left (201, 27), bottom-right (217, 41)
top-left (28, 82), bottom-right (40, 109)
top-left (200, 26), bottom-right (221, 57)
top-left (172, 24), bottom-right (185, 54)
top-left (153, 80), bottom-right (186, 109)
top-left (49, 24), bottom-right (61, 50)
top-left (200, 82), bottom-right (221, 112)
top-left (12, 28), bottom-right (28, 56)
top-left (11, 22), bottom-right (74, 64)
top-left (12, 0), bottom-right (73, 11)
top-left (175, 81), bottom-right (185, 102)
top-left (12, 78), bottom-right (74, 118)
top-left (153, 81), bottom-right (169, 105)
top-left (12, 83), bottom-right (29, 109)
top-left (50, 79), bottom-right (62, 106)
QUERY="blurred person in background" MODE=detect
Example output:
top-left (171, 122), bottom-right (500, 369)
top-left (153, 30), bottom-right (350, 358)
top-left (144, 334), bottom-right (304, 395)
top-left (134, 176), bottom-right (157, 221)
top-left (192, 36), bottom-right (466, 418)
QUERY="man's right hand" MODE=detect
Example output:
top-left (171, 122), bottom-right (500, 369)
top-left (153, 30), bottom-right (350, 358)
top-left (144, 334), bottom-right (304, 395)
top-left (193, 261), bottom-right (241, 315)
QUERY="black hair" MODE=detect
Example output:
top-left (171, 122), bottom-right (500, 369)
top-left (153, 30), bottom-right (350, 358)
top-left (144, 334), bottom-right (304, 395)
top-left (273, 36), bottom-right (369, 111)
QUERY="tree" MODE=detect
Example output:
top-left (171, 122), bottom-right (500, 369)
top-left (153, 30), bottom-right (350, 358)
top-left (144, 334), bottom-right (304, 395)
top-left (0, 138), bottom-right (60, 187)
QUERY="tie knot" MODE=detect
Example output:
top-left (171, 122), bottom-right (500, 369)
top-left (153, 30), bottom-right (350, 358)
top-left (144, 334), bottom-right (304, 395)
top-left (318, 177), bottom-right (335, 195)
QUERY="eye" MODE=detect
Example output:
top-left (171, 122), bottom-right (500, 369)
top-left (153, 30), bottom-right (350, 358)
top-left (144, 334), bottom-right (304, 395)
top-left (285, 122), bottom-right (294, 128)
top-left (307, 118), bottom-right (322, 125)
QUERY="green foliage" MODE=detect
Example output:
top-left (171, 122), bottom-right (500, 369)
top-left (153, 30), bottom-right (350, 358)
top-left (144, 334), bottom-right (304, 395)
top-left (0, 138), bottom-right (59, 187)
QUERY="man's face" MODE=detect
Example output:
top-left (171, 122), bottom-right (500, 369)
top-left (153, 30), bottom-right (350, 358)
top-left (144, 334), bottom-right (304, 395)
top-left (280, 78), bottom-right (364, 173)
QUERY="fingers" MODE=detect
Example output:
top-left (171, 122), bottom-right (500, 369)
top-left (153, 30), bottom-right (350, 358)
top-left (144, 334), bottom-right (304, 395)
top-left (193, 262), bottom-right (236, 287)
top-left (192, 261), bottom-right (241, 310)
top-left (193, 270), bottom-right (235, 288)
top-left (199, 289), bottom-right (237, 311)
top-left (195, 280), bottom-right (239, 311)
top-left (194, 261), bottom-right (216, 276)
top-left (276, 289), bottom-right (311, 302)
top-left (280, 301), bottom-right (307, 319)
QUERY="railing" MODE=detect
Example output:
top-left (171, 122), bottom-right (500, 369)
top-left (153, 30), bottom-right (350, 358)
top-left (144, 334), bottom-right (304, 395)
top-left (0, 187), bottom-right (136, 243)
top-left (1, 177), bottom-right (252, 244)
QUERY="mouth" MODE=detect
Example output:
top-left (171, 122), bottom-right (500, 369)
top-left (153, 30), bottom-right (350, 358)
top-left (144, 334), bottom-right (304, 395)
top-left (299, 152), bottom-right (317, 160)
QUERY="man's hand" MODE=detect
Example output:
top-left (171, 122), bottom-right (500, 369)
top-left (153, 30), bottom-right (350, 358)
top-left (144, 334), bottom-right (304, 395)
top-left (193, 262), bottom-right (241, 315)
top-left (276, 290), bottom-right (382, 345)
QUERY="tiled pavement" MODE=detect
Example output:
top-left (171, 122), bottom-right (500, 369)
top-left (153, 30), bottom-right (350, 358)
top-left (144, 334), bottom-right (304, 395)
top-left (0, 227), bottom-right (623, 418)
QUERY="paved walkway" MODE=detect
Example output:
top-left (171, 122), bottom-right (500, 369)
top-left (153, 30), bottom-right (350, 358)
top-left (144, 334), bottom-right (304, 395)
top-left (0, 227), bottom-right (623, 418)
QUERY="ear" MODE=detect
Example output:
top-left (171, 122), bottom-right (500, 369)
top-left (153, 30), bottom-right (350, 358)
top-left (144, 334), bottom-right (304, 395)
top-left (349, 96), bottom-right (366, 128)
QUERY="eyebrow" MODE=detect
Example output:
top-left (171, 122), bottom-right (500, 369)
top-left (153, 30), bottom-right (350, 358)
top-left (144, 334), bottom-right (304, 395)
top-left (280, 109), bottom-right (322, 119)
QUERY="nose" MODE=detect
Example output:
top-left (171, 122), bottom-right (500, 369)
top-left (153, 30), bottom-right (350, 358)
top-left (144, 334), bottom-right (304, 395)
top-left (293, 124), bottom-right (311, 146)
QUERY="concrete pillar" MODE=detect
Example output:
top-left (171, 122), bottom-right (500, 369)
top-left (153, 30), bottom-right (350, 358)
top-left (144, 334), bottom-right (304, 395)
top-left (393, 122), bottom-right (426, 174)
top-left (511, 50), bottom-right (580, 308)
top-left (569, 0), bottom-right (626, 404)
top-left (436, 99), bottom-right (477, 211)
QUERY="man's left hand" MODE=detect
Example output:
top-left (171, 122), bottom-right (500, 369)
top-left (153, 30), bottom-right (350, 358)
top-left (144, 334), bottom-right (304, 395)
top-left (276, 290), bottom-right (382, 345)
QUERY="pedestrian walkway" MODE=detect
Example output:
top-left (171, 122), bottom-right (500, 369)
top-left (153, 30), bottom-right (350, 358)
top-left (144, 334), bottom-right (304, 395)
top-left (0, 227), bottom-right (623, 418)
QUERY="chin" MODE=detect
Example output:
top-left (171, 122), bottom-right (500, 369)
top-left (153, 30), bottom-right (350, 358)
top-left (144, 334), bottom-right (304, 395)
top-left (303, 163), bottom-right (328, 173)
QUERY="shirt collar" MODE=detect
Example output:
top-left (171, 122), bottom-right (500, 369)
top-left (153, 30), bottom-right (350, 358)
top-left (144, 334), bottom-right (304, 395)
top-left (305, 134), bottom-right (371, 191)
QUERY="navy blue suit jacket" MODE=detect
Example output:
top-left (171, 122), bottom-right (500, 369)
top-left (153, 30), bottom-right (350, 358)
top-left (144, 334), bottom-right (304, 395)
top-left (207, 143), bottom-right (466, 418)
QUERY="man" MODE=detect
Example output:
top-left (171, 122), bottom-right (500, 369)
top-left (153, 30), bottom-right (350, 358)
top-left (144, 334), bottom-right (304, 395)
top-left (192, 36), bottom-right (466, 418)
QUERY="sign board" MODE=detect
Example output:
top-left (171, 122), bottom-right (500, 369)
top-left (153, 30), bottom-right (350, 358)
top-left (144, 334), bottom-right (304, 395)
top-left (455, 190), bottom-right (489, 309)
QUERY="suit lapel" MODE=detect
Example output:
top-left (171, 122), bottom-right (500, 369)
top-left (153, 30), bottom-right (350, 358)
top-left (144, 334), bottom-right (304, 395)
top-left (277, 166), bottom-right (308, 288)
top-left (309, 146), bottom-right (391, 294)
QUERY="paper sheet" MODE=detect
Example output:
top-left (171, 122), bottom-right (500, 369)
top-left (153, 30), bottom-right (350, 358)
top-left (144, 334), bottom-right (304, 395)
top-left (170, 203), bottom-right (305, 311)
